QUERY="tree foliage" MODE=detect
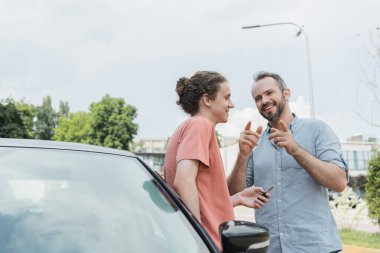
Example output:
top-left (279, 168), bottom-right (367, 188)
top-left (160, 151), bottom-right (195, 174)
top-left (0, 99), bottom-right (28, 138)
top-left (53, 94), bottom-right (138, 150)
top-left (35, 96), bottom-right (57, 140)
top-left (88, 95), bottom-right (138, 150)
top-left (58, 101), bottom-right (70, 119)
top-left (365, 151), bottom-right (380, 227)
top-left (1, 95), bottom-right (138, 150)
top-left (53, 111), bottom-right (92, 144)
top-left (15, 100), bottom-right (36, 139)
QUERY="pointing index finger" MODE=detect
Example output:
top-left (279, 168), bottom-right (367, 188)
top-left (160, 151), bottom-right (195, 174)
top-left (256, 125), bottom-right (263, 134)
top-left (245, 121), bottom-right (252, 131)
top-left (279, 120), bottom-right (289, 132)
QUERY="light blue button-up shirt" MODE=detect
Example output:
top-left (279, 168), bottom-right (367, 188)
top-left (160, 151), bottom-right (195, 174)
top-left (247, 115), bottom-right (347, 253)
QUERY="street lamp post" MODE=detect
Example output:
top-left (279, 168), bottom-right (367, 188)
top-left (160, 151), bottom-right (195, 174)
top-left (242, 22), bottom-right (315, 118)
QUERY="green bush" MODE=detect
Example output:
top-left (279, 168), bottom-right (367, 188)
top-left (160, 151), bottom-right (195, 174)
top-left (365, 153), bottom-right (380, 228)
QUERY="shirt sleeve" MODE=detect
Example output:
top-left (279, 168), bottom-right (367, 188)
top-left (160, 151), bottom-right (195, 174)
top-left (176, 117), bottom-right (213, 167)
top-left (315, 121), bottom-right (349, 181)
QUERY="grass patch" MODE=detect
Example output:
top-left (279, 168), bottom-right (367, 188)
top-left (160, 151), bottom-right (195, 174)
top-left (339, 229), bottom-right (380, 249)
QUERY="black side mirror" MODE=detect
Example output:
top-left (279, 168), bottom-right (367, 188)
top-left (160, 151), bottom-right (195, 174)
top-left (219, 220), bottom-right (269, 253)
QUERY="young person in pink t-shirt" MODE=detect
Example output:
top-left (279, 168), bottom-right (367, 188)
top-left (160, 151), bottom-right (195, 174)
top-left (164, 71), bottom-right (269, 249)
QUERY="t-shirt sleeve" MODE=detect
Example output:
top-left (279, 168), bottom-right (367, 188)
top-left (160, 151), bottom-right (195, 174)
top-left (176, 118), bottom-right (213, 167)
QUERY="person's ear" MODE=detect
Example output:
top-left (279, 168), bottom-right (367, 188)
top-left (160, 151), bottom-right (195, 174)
top-left (283, 88), bottom-right (291, 101)
top-left (201, 94), bottom-right (212, 106)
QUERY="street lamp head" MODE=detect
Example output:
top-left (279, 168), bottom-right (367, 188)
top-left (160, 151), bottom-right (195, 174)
top-left (295, 29), bottom-right (302, 37)
top-left (242, 25), bottom-right (262, 29)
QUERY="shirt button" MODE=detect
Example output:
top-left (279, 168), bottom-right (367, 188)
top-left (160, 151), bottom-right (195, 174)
top-left (278, 199), bottom-right (282, 202)
top-left (280, 233), bottom-right (284, 236)
top-left (277, 182), bottom-right (281, 186)
top-left (279, 217), bottom-right (282, 220)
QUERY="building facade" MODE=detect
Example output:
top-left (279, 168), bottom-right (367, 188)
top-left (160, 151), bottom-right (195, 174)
top-left (132, 138), bottom-right (168, 172)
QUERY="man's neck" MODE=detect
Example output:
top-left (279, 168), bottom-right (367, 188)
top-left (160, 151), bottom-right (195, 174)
top-left (269, 111), bottom-right (294, 129)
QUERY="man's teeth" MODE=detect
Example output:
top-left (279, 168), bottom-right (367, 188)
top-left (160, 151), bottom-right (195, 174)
top-left (264, 105), bottom-right (273, 111)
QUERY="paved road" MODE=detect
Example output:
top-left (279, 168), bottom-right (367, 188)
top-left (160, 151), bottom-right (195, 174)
top-left (343, 245), bottom-right (380, 253)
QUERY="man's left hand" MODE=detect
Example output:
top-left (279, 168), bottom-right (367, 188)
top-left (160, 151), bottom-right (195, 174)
top-left (268, 120), bottom-right (300, 156)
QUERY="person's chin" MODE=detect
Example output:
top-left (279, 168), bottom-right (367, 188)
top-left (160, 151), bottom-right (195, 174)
top-left (263, 110), bottom-right (278, 120)
top-left (261, 111), bottom-right (272, 120)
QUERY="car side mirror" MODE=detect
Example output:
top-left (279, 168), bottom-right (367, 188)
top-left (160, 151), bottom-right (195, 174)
top-left (219, 220), bottom-right (269, 253)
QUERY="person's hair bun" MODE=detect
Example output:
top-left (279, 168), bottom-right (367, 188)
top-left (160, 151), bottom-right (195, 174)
top-left (176, 77), bottom-right (189, 96)
top-left (176, 77), bottom-right (189, 105)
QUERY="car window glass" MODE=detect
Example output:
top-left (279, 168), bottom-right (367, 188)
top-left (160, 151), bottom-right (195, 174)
top-left (0, 147), bottom-right (210, 253)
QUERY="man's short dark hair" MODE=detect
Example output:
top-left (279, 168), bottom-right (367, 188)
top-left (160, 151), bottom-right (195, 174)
top-left (253, 71), bottom-right (287, 90)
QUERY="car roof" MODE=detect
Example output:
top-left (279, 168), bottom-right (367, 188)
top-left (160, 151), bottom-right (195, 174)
top-left (0, 138), bottom-right (136, 157)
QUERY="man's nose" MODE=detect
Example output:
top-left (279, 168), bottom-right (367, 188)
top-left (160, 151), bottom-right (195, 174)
top-left (262, 95), bottom-right (270, 104)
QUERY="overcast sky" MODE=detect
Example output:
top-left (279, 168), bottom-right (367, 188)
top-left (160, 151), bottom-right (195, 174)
top-left (1, 0), bottom-right (379, 141)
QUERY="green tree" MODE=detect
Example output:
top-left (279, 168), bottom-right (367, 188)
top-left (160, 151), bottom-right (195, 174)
top-left (89, 94), bottom-right (138, 150)
top-left (15, 100), bottom-right (36, 139)
top-left (0, 99), bottom-right (28, 138)
top-left (58, 101), bottom-right (70, 119)
top-left (35, 96), bottom-right (57, 140)
top-left (53, 111), bottom-right (92, 143)
top-left (365, 151), bottom-right (380, 228)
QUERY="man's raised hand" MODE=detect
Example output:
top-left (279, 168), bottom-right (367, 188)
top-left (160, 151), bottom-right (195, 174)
top-left (239, 121), bottom-right (263, 157)
top-left (269, 120), bottom-right (299, 155)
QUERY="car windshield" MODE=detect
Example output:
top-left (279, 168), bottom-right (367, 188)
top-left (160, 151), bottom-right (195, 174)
top-left (0, 146), bottom-right (210, 253)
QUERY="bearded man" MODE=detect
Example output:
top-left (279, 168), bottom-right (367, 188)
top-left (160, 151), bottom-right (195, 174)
top-left (228, 71), bottom-right (348, 253)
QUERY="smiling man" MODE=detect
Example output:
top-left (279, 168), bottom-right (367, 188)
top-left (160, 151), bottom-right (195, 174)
top-left (228, 71), bottom-right (348, 253)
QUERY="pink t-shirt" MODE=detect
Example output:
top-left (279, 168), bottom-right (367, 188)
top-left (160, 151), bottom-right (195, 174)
top-left (164, 116), bottom-right (234, 249)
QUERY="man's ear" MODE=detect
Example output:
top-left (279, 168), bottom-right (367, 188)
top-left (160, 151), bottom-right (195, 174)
top-left (283, 88), bottom-right (291, 101)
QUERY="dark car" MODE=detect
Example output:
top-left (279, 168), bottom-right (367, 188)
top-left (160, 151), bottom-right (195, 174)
top-left (0, 138), bottom-right (269, 253)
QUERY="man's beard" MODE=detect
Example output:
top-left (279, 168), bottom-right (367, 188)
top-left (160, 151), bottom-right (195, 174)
top-left (260, 95), bottom-right (286, 122)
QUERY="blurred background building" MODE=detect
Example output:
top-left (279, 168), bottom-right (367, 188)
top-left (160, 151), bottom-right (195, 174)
top-left (132, 134), bottom-right (379, 195)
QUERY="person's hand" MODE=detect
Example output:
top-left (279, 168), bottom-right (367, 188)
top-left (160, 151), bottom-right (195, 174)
top-left (268, 120), bottom-right (300, 156)
top-left (239, 121), bottom-right (263, 157)
top-left (238, 186), bottom-right (269, 209)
